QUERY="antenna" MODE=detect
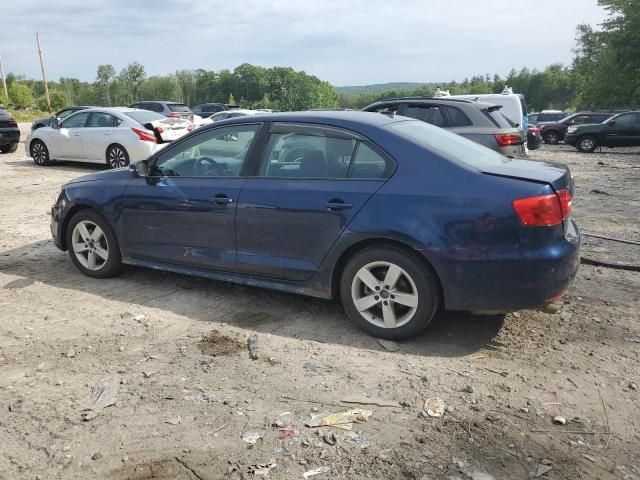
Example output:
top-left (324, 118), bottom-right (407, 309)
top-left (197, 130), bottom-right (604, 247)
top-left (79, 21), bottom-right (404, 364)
top-left (36, 33), bottom-right (52, 114)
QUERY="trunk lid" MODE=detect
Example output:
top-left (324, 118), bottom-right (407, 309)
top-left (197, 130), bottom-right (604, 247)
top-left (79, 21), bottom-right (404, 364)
top-left (480, 158), bottom-right (573, 194)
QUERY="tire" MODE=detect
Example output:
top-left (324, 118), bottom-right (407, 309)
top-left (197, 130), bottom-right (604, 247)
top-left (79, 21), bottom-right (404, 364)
top-left (106, 144), bottom-right (130, 169)
top-left (576, 135), bottom-right (598, 153)
top-left (65, 210), bottom-right (123, 278)
top-left (543, 131), bottom-right (560, 145)
top-left (30, 139), bottom-right (52, 165)
top-left (0, 142), bottom-right (18, 154)
top-left (340, 246), bottom-right (439, 340)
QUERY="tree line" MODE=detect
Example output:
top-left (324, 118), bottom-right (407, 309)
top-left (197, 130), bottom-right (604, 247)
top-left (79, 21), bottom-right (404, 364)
top-left (1, 0), bottom-right (637, 114)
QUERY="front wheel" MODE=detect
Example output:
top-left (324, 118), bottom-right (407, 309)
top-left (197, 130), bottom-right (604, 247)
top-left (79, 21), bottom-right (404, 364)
top-left (106, 144), bottom-right (130, 169)
top-left (340, 246), bottom-right (439, 340)
top-left (0, 142), bottom-right (18, 153)
top-left (65, 210), bottom-right (123, 278)
top-left (30, 139), bottom-right (52, 165)
top-left (576, 135), bottom-right (598, 153)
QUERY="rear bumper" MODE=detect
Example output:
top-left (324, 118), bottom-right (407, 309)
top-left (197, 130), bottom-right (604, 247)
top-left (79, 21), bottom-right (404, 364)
top-left (0, 128), bottom-right (20, 145)
top-left (439, 220), bottom-right (581, 311)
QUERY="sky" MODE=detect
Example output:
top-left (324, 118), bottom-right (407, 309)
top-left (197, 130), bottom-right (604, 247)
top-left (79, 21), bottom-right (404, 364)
top-left (0, 0), bottom-right (607, 87)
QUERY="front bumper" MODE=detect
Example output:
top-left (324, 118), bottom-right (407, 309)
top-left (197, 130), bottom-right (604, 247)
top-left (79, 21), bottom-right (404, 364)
top-left (564, 133), bottom-right (579, 146)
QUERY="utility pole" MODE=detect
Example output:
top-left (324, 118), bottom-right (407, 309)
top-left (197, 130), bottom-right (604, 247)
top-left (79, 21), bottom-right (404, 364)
top-left (36, 33), bottom-right (51, 114)
top-left (0, 55), bottom-right (8, 104)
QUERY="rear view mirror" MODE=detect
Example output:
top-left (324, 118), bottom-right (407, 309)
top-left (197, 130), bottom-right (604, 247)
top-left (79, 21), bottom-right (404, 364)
top-left (216, 133), bottom-right (238, 142)
top-left (130, 160), bottom-right (149, 177)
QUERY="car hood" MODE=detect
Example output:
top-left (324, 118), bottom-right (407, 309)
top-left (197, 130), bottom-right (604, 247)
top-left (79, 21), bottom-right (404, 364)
top-left (64, 168), bottom-right (131, 186)
top-left (479, 158), bottom-right (572, 192)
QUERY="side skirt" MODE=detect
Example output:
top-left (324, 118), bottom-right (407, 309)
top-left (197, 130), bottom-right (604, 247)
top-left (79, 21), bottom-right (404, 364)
top-left (122, 256), bottom-right (332, 300)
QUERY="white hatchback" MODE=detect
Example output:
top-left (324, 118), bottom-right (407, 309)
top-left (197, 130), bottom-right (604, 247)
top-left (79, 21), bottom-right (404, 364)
top-left (25, 107), bottom-right (192, 168)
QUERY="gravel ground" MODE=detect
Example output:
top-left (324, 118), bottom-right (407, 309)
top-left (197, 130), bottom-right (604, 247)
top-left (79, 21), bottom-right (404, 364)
top-left (0, 125), bottom-right (639, 479)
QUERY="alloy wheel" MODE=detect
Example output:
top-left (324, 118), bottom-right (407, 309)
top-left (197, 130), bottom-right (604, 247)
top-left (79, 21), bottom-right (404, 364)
top-left (580, 138), bottom-right (595, 151)
top-left (351, 261), bottom-right (419, 329)
top-left (108, 147), bottom-right (127, 168)
top-left (32, 142), bottom-right (47, 164)
top-left (71, 220), bottom-right (109, 270)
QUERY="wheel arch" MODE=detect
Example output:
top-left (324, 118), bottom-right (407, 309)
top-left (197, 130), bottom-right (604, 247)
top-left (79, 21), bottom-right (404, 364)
top-left (105, 143), bottom-right (128, 166)
top-left (59, 204), bottom-right (111, 251)
top-left (330, 238), bottom-right (445, 308)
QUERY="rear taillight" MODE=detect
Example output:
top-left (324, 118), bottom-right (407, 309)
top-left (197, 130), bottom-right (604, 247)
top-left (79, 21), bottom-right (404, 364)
top-left (131, 127), bottom-right (157, 143)
top-left (495, 133), bottom-right (523, 147)
top-left (512, 189), bottom-right (572, 227)
top-left (529, 127), bottom-right (540, 134)
top-left (187, 124), bottom-right (193, 132)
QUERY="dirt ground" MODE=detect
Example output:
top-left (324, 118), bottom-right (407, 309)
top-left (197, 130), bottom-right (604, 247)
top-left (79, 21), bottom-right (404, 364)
top-left (1, 125), bottom-right (639, 480)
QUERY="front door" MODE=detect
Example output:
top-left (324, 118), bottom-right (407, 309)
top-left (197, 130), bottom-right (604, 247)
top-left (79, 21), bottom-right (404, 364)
top-left (235, 123), bottom-right (394, 281)
top-left (605, 113), bottom-right (640, 147)
top-left (121, 123), bottom-right (261, 271)
top-left (52, 111), bottom-right (90, 159)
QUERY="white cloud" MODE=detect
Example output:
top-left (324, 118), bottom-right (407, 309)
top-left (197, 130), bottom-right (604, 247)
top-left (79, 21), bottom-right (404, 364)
top-left (0, 0), bottom-right (606, 85)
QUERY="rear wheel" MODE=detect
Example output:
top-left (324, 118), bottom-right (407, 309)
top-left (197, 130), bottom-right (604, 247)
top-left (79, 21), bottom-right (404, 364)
top-left (30, 139), bottom-right (52, 165)
top-left (106, 144), bottom-right (130, 169)
top-left (543, 131), bottom-right (560, 145)
top-left (576, 135), bottom-right (598, 153)
top-left (340, 246), bottom-right (439, 340)
top-left (65, 210), bottom-right (123, 278)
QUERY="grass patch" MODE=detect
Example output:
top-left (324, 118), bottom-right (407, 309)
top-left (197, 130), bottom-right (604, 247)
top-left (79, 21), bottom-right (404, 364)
top-left (7, 109), bottom-right (49, 122)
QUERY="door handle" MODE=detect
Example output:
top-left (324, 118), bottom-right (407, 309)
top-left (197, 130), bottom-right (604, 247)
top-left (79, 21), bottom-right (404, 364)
top-left (325, 199), bottom-right (353, 211)
top-left (104, 131), bottom-right (112, 135)
top-left (73, 132), bottom-right (81, 136)
top-left (212, 194), bottom-right (233, 205)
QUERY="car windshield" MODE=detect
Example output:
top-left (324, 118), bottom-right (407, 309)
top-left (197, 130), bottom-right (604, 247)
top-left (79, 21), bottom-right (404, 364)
top-left (125, 111), bottom-right (166, 124)
top-left (389, 120), bottom-right (511, 168)
top-left (168, 103), bottom-right (190, 112)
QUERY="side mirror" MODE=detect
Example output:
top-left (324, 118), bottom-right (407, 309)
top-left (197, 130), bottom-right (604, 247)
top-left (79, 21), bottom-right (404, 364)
top-left (50, 117), bottom-right (61, 129)
top-left (130, 160), bottom-right (149, 177)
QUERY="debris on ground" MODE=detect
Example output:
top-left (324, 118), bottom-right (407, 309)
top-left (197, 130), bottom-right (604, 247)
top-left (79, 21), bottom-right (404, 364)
top-left (306, 409), bottom-right (372, 430)
top-left (165, 416), bottom-right (182, 425)
top-left (247, 334), bottom-right (258, 360)
top-left (535, 463), bottom-right (553, 477)
top-left (303, 362), bottom-right (333, 373)
top-left (241, 431), bottom-right (264, 446)
top-left (303, 466), bottom-right (331, 478)
top-left (81, 383), bottom-right (118, 421)
top-left (341, 397), bottom-right (398, 408)
top-left (277, 426), bottom-right (295, 440)
top-left (322, 431), bottom-right (337, 445)
top-left (423, 397), bottom-right (446, 417)
top-left (377, 339), bottom-right (400, 352)
top-left (249, 462), bottom-right (277, 477)
top-left (553, 416), bottom-right (567, 425)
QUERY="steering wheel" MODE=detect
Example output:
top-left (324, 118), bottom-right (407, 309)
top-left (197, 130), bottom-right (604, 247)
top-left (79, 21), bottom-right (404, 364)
top-left (194, 156), bottom-right (228, 176)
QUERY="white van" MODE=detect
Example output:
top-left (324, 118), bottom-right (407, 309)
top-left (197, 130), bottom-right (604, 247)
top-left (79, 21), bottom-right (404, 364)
top-left (446, 88), bottom-right (528, 134)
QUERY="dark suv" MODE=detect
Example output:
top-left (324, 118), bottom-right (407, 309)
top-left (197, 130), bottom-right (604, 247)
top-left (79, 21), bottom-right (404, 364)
top-left (564, 111), bottom-right (640, 153)
top-left (0, 107), bottom-right (20, 153)
top-left (538, 112), bottom-right (614, 145)
top-left (129, 101), bottom-right (194, 122)
top-left (191, 103), bottom-right (229, 118)
top-left (363, 97), bottom-right (526, 157)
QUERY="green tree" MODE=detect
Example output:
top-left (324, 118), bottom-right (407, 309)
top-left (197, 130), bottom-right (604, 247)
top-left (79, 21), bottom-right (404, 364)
top-left (119, 62), bottom-right (146, 103)
top-left (96, 64), bottom-right (116, 106)
top-left (37, 91), bottom-right (68, 111)
top-left (8, 82), bottom-right (35, 108)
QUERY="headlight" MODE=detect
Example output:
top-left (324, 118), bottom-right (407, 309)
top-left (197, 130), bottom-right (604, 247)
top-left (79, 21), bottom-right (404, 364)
top-left (567, 127), bottom-right (577, 133)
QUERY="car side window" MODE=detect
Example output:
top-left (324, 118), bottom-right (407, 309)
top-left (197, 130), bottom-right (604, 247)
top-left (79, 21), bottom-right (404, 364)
top-left (87, 112), bottom-right (120, 128)
top-left (259, 130), bottom-right (356, 179)
top-left (57, 109), bottom-right (74, 119)
top-left (151, 124), bottom-right (259, 178)
top-left (368, 104), bottom-right (399, 115)
top-left (349, 143), bottom-right (393, 179)
top-left (403, 104), bottom-right (446, 127)
top-left (443, 106), bottom-right (472, 127)
top-left (60, 112), bottom-right (91, 129)
top-left (572, 115), bottom-right (590, 125)
top-left (612, 114), bottom-right (636, 127)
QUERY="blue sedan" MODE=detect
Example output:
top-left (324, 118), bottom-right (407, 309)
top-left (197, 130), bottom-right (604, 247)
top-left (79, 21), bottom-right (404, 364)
top-left (50, 111), bottom-right (580, 339)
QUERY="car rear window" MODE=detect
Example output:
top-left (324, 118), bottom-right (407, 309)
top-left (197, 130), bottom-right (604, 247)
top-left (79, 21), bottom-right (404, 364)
top-left (389, 120), bottom-right (511, 169)
top-left (125, 111), bottom-right (166, 124)
top-left (168, 103), bottom-right (191, 113)
top-left (484, 109), bottom-right (516, 128)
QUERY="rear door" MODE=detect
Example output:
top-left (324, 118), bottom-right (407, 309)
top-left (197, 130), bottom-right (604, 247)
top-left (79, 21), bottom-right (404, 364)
top-left (82, 112), bottom-right (122, 161)
top-left (235, 123), bottom-right (393, 281)
top-left (51, 111), bottom-right (91, 159)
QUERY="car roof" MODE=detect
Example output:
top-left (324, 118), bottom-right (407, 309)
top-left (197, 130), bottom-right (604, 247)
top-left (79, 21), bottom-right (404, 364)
top-left (204, 110), bottom-right (403, 128)
top-left (367, 97), bottom-right (500, 109)
top-left (71, 107), bottom-right (150, 114)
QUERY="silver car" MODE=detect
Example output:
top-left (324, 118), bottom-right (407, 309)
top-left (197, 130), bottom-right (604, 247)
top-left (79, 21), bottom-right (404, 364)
top-left (25, 107), bottom-right (191, 168)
